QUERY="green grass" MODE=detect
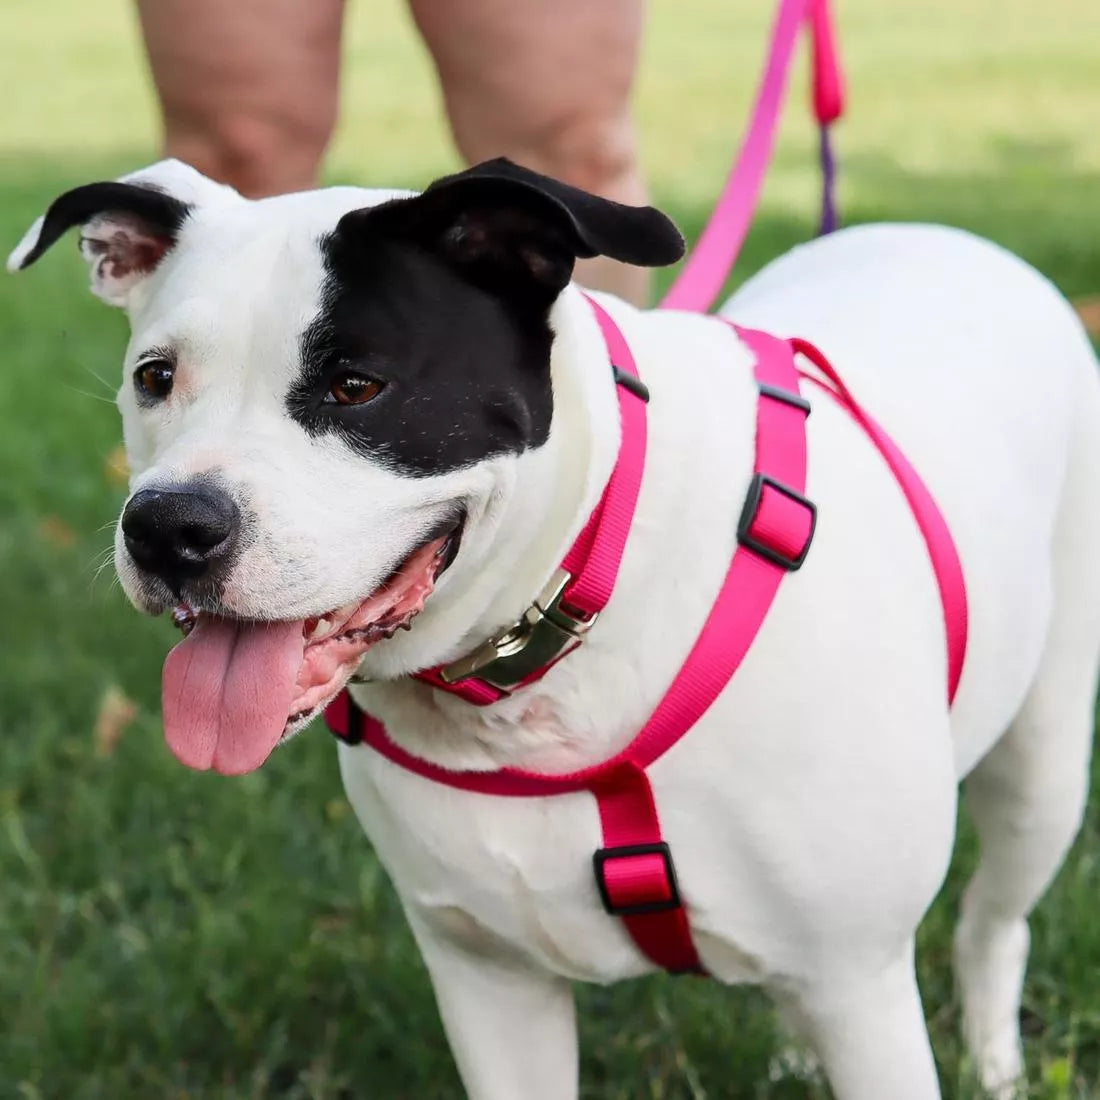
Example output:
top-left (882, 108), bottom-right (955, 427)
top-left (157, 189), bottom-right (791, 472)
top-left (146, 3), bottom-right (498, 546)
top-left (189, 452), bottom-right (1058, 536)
top-left (2, 0), bottom-right (1099, 1096)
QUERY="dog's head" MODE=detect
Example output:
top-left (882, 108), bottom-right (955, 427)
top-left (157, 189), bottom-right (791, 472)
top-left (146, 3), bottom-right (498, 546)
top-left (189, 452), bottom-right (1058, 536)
top-left (10, 157), bottom-right (683, 775)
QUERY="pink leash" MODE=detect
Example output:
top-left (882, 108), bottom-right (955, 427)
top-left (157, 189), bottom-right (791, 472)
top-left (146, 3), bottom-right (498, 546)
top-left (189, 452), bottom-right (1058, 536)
top-left (660, 0), bottom-right (845, 313)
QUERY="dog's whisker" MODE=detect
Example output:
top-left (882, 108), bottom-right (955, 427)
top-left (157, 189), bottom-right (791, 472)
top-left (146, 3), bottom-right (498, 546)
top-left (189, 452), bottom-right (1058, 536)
top-left (86, 543), bottom-right (115, 569)
top-left (90, 550), bottom-right (117, 585)
top-left (62, 383), bottom-right (117, 406)
top-left (77, 362), bottom-right (117, 394)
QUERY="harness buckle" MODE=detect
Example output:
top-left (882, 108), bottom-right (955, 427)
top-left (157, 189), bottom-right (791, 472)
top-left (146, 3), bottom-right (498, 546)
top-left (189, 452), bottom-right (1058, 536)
top-left (438, 569), bottom-right (597, 691)
top-left (757, 381), bottom-right (812, 414)
top-left (737, 473), bottom-right (816, 571)
top-left (593, 842), bottom-right (682, 916)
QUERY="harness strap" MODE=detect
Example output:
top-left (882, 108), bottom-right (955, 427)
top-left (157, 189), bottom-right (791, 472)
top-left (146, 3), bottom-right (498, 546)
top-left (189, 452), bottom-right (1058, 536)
top-left (557, 300), bottom-right (649, 617)
top-left (328, 326), bottom-right (816, 976)
top-left (591, 762), bottom-right (702, 974)
top-left (618, 328), bottom-right (813, 775)
top-left (793, 339), bottom-right (968, 700)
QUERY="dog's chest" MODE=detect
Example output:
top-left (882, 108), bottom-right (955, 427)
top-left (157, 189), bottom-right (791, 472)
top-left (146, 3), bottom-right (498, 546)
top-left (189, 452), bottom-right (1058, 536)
top-left (337, 745), bottom-right (674, 982)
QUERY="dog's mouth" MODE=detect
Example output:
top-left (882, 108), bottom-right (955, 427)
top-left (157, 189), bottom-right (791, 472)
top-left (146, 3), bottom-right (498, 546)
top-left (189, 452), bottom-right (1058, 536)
top-left (160, 519), bottom-right (463, 776)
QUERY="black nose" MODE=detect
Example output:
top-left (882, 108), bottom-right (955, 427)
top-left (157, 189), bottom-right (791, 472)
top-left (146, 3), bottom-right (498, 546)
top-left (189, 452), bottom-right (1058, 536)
top-left (121, 486), bottom-right (240, 591)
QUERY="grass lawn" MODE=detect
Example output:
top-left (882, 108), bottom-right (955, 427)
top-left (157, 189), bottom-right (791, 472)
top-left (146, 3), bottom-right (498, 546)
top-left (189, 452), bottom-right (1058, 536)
top-left (2, 0), bottom-right (1099, 1096)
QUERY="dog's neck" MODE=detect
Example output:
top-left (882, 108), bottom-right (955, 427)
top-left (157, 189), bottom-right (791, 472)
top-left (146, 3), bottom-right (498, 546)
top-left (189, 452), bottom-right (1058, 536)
top-left (356, 285), bottom-right (626, 685)
top-left (459, 287), bottom-right (626, 640)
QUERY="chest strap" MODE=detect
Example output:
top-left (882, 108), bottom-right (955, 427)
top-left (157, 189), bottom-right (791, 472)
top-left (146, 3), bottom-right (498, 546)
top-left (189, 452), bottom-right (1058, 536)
top-left (328, 325), bottom-right (821, 975)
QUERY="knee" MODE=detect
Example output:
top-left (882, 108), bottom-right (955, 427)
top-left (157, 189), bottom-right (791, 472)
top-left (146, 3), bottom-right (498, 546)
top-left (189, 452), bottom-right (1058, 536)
top-left (459, 110), bottom-right (645, 206)
top-left (537, 113), bottom-right (640, 198)
top-left (164, 104), bottom-right (335, 197)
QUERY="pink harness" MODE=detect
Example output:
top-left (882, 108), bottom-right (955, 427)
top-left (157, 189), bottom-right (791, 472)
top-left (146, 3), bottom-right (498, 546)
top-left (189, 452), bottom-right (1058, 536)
top-left (326, 300), bottom-right (969, 975)
top-left (326, 0), bottom-right (966, 975)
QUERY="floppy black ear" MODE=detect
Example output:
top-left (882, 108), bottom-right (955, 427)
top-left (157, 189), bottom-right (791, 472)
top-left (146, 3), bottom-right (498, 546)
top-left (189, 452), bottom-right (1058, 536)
top-left (7, 159), bottom-right (241, 307)
top-left (10, 182), bottom-right (192, 275)
top-left (337, 157), bottom-right (685, 301)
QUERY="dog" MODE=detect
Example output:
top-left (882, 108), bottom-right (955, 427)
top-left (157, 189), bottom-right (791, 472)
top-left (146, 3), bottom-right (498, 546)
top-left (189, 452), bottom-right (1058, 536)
top-left (10, 157), bottom-right (1100, 1100)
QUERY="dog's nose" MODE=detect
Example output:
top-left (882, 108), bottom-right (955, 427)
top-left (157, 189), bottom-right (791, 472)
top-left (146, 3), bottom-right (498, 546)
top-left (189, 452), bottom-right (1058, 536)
top-left (121, 486), bottom-right (240, 590)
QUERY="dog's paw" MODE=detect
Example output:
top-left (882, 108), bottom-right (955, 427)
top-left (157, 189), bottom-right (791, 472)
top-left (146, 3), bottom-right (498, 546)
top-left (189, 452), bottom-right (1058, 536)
top-left (767, 1043), bottom-right (825, 1086)
top-left (977, 1044), bottom-right (1026, 1100)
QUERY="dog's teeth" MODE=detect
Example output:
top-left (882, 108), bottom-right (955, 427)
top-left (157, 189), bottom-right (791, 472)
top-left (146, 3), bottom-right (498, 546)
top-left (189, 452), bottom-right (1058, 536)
top-left (172, 606), bottom-right (197, 635)
top-left (307, 618), bottom-right (337, 642)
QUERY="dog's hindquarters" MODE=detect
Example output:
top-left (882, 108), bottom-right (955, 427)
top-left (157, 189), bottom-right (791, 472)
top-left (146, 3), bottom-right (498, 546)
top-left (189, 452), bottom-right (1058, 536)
top-left (721, 222), bottom-right (1100, 1097)
top-left (954, 322), bottom-right (1100, 1097)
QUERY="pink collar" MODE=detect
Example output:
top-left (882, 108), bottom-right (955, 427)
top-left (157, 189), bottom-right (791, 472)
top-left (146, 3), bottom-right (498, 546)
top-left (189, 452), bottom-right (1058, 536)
top-left (411, 296), bottom-right (649, 705)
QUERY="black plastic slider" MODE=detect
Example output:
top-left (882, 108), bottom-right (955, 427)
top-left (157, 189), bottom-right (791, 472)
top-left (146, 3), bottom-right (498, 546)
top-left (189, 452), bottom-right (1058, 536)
top-left (613, 366), bottom-right (650, 403)
top-left (758, 381), bottom-right (811, 414)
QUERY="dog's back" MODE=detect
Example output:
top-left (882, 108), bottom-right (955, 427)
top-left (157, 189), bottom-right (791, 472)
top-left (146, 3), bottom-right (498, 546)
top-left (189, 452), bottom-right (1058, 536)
top-left (721, 222), bottom-right (1100, 776)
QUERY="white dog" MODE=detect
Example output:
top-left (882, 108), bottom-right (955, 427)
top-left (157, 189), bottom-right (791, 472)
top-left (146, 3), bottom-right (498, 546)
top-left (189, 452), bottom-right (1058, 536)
top-left (10, 158), bottom-right (1099, 1100)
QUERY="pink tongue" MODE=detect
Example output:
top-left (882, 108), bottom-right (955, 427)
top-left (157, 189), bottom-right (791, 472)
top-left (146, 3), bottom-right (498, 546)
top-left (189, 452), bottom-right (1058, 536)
top-left (162, 616), bottom-right (307, 776)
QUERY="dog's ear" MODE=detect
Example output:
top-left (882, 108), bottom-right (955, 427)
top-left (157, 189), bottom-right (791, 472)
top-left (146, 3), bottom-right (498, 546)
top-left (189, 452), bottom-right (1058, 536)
top-left (335, 157), bottom-right (685, 302)
top-left (6, 159), bottom-right (241, 307)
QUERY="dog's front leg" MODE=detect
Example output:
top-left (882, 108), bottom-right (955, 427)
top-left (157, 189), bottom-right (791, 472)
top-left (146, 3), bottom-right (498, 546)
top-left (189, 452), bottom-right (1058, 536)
top-left (407, 912), bottom-right (578, 1100)
top-left (776, 946), bottom-right (942, 1100)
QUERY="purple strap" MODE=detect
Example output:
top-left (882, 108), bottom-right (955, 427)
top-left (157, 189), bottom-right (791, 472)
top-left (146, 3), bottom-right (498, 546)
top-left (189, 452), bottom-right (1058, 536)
top-left (818, 123), bottom-right (839, 236)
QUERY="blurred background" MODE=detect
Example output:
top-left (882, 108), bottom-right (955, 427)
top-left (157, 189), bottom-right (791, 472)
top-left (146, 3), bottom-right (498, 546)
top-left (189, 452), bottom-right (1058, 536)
top-left (1, 0), bottom-right (1098, 1096)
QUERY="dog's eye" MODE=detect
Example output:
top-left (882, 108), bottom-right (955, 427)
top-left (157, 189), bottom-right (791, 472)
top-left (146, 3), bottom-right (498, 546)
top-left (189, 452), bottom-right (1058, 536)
top-left (134, 359), bottom-right (175, 400)
top-left (327, 373), bottom-right (384, 406)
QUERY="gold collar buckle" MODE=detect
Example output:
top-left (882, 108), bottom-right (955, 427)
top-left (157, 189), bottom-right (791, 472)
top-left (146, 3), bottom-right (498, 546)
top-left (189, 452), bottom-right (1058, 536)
top-left (438, 569), bottom-right (598, 692)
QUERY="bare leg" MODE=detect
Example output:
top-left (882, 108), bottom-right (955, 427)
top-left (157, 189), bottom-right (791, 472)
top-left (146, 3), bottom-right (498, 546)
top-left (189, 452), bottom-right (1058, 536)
top-left (409, 0), bottom-right (652, 305)
top-left (134, 0), bottom-right (345, 196)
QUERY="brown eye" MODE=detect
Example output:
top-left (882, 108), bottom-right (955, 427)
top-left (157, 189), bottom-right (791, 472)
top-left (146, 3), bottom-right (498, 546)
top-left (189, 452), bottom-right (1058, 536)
top-left (328, 373), bottom-right (383, 406)
top-left (134, 359), bottom-right (175, 400)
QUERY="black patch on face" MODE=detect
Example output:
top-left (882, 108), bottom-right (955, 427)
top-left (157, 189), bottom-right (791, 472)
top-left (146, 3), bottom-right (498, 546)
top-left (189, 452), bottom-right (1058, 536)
top-left (288, 230), bottom-right (555, 476)
top-left (287, 158), bottom-right (685, 476)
